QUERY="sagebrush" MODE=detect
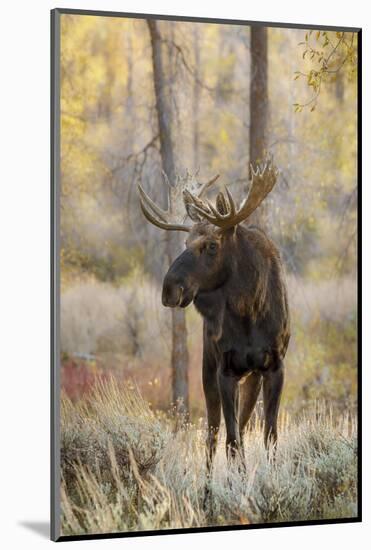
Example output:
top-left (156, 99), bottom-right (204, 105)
top-left (61, 378), bottom-right (357, 536)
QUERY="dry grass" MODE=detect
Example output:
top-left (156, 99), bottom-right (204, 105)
top-left (61, 274), bottom-right (356, 359)
top-left (61, 272), bottom-right (170, 360)
top-left (287, 274), bottom-right (357, 325)
top-left (61, 378), bottom-right (358, 537)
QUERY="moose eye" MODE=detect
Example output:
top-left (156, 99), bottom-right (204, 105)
top-left (207, 242), bottom-right (218, 255)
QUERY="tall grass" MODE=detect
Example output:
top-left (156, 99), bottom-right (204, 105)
top-left (61, 378), bottom-right (358, 536)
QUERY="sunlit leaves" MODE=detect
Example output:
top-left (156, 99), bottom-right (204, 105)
top-left (293, 30), bottom-right (357, 112)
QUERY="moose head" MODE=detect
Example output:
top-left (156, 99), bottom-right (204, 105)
top-left (138, 160), bottom-right (278, 310)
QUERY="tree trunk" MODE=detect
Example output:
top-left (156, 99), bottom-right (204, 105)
top-left (147, 19), bottom-right (190, 416)
top-left (193, 25), bottom-right (200, 170)
top-left (249, 27), bottom-right (269, 227)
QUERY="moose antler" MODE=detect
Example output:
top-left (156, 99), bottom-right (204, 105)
top-left (184, 157), bottom-right (278, 230)
top-left (138, 172), bottom-right (219, 232)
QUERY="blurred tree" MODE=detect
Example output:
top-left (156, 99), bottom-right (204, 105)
top-left (147, 19), bottom-right (190, 416)
top-left (249, 27), bottom-right (269, 227)
top-left (192, 25), bottom-right (200, 170)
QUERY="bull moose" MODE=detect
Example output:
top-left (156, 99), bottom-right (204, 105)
top-left (138, 159), bottom-right (290, 474)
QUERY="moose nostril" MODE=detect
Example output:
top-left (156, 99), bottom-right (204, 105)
top-left (162, 279), bottom-right (183, 307)
top-left (179, 286), bottom-right (184, 304)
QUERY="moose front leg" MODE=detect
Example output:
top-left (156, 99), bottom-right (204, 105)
top-left (262, 362), bottom-right (284, 451)
top-left (239, 372), bottom-right (262, 451)
top-left (202, 348), bottom-right (221, 509)
top-left (202, 355), bottom-right (221, 476)
top-left (218, 362), bottom-right (241, 461)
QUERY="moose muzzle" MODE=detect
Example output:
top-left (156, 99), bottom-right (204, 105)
top-left (162, 249), bottom-right (197, 308)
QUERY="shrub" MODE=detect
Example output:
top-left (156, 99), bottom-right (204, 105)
top-left (60, 379), bottom-right (358, 535)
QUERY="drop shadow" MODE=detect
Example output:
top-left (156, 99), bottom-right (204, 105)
top-left (18, 521), bottom-right (50, 539)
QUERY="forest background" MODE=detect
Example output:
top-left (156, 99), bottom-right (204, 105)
top-left (60, 15), bottom-right (358, 418)
top-left (56, 13), bottom-right (360, 535)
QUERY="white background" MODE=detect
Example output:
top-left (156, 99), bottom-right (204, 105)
top-left (0, 0), bottom-right (368, 548)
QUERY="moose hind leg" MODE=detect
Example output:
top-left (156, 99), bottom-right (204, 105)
top-left (263, 362), bottom-right (284, 451)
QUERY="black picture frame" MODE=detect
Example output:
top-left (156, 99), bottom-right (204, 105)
top-left (51, 7), bottom-right (362, 542)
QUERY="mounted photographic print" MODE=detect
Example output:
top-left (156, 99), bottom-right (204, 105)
top-left (51, 8), bottom-right (361, 542)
